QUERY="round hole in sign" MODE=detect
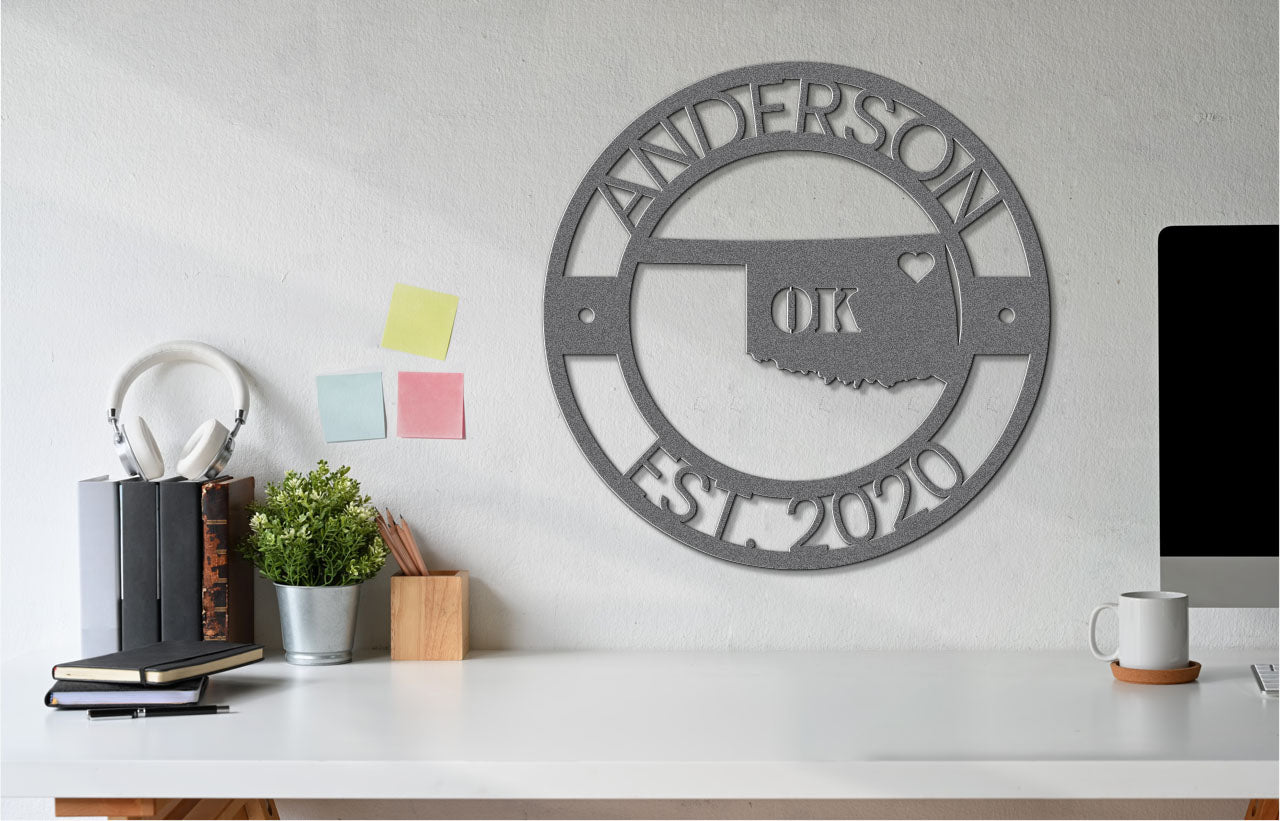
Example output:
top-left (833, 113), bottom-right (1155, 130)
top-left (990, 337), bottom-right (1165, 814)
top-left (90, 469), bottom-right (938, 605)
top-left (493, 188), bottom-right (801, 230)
top-left (579, 307), bottom-right (596, 323)
top-left (998, 308), bottom-right (1015, 324)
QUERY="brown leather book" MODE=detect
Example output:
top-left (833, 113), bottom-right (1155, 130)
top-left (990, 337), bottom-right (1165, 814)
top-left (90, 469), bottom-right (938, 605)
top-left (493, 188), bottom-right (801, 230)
top-left (200, 477), bottom-right (255, 642)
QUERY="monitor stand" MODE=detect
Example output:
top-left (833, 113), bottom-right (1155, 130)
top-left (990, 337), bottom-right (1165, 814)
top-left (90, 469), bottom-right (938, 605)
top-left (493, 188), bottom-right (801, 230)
top-left (1160, 556), bottom-right (1279, 608)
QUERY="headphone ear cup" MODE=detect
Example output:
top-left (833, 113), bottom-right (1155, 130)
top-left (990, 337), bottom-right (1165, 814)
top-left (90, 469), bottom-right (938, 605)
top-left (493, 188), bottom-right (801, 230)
top-left (177, 419), bottom-right (230, 480)
top-left (126, 417), bottom-right (165, 480)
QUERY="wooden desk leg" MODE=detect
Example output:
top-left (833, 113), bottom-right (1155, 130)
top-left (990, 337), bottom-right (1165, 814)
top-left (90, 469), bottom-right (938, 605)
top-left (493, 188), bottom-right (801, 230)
top-left (55, 798), bottom-right (278, 820)
top-left (242, 800), bottom-right (279, 820)
top-left (1247, 798), bottom-right (1280, 820)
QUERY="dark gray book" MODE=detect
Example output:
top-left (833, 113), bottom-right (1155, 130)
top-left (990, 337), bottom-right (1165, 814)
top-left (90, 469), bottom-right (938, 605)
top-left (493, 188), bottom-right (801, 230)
top-left (120, 480), bottom-right (159, 649)
top-left (78, 476), bottom-right (122, 655)
top-left (158, 480), bottom-right (204, 641)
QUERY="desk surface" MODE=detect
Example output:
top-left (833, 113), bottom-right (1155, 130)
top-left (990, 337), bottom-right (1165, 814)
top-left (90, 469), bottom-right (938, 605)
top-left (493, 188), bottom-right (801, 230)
top-left (3, 649), bottom-right (1276, 800)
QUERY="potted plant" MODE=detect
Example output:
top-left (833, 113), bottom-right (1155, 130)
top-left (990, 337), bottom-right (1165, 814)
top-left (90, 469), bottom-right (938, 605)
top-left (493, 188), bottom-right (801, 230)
top-left (240, 460), bottom-right (388, 665)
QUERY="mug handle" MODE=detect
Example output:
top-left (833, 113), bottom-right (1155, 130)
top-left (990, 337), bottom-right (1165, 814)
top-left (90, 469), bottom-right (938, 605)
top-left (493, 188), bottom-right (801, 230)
top-left (1088, 602), bottom-right (1119, 661)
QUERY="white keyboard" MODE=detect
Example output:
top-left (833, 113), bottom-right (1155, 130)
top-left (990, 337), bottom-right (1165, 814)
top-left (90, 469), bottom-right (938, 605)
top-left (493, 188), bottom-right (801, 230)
top-left (1251, 663), bottom-right (1278, 695)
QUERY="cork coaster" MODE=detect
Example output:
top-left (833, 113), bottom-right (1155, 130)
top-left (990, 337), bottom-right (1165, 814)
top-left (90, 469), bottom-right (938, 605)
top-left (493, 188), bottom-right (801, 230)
top-left (1111, 660), bottom-right (1201, 684)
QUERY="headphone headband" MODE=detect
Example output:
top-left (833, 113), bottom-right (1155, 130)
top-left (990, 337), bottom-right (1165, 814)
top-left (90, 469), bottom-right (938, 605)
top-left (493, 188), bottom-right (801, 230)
top-left (107, 340), bottom-right (250, 421)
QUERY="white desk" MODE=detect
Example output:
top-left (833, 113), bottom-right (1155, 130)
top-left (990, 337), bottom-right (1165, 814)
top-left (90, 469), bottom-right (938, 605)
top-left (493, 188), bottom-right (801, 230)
top-left (2, 650), bottom-right (1276, 801)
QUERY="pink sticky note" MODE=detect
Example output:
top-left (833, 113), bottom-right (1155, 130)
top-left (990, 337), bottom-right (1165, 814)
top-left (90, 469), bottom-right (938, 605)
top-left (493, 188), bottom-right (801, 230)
top-left (398, 372), bottom-right (465, 439)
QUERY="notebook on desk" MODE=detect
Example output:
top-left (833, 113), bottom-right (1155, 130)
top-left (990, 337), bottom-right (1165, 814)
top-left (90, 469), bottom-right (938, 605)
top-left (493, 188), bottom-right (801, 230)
top-left (52, 640), bottom-right (262, 685)
top-left (45, 677), bottom-right (208, 709)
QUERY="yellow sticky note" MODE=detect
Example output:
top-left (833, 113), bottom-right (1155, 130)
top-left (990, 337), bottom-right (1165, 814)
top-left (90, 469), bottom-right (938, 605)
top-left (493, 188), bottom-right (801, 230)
top-left (381, 283), bottom-right (459, 360)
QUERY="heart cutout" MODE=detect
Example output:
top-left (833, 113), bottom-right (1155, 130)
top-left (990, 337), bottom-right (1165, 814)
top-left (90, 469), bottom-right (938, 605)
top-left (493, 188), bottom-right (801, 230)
top-left (898, 251), bottom-right (935, 283)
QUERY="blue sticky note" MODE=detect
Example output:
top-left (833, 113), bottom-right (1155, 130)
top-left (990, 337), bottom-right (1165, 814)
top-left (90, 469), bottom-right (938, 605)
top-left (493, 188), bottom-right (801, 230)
top-left (315, 373), bottom-right (386, 442)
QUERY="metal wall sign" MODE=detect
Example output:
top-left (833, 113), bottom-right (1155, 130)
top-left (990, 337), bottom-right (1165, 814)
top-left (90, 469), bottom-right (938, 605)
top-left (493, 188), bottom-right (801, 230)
top-left (545, 62), bottom-right (1049, 570)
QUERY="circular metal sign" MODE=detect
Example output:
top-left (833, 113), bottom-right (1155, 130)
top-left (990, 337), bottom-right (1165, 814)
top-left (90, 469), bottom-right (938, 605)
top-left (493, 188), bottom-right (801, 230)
top-left (545, 62), bottom-right (1049, 569)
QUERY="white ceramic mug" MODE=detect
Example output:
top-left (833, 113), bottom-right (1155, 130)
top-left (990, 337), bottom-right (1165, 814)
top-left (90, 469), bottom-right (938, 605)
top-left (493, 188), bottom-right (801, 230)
top-left (1088, 591), bottom-right (1189, 670)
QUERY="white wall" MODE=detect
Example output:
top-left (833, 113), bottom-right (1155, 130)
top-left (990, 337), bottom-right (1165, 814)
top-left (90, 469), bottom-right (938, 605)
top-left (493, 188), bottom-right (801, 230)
top-left (3, 0), bottom-right (1277, 668)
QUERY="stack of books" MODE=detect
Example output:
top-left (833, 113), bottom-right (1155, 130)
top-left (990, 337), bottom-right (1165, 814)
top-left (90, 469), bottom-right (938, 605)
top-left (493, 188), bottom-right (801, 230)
top-left (78, 476), bottom-right (255, 654)
top-left (46, 640), bottom-right (263, 709)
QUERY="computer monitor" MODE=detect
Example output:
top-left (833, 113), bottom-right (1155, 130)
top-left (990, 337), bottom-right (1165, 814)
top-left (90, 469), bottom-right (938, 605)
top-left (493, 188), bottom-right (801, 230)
top-left (1158, 224), bottom-right (1279, 607)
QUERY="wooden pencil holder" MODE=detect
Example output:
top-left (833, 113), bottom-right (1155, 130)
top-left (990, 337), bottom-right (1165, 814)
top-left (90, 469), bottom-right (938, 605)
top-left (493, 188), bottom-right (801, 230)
top-left (390, 571), bottom-right (469, 660)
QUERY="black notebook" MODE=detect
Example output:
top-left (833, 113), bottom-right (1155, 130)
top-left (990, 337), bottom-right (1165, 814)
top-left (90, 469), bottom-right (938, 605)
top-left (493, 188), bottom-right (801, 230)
top-left (52, 640), bottom-right (263, 684)
top-left (45, 677), bottom-right (208, 709)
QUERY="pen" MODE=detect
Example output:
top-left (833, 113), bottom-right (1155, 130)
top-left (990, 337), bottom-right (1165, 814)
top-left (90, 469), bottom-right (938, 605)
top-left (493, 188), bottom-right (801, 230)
top-left (87, 705), bottom-right (230, 720)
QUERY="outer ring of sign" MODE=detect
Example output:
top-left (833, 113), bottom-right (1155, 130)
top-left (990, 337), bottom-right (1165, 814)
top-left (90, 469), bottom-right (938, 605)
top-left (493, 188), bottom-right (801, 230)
top-left (544, 62), bottom-right (1049, 570)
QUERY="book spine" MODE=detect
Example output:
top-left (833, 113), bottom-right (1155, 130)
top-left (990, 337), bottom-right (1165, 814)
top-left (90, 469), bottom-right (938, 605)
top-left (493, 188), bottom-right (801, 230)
top-left (226, 477), bottom-right (256, 643)
top-left (119, 481), bottom-right (160, 650)
top-left (200, 481), bottom-right (231, 641)
top-left (77, 477), bottom-right (121, 655)
top-left (159, 481), bottom-right (203, 641)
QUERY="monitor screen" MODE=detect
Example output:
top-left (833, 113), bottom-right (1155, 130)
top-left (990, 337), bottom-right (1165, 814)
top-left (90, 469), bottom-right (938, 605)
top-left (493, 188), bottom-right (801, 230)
top-left (1158, 224), bottom-right (1279, 559)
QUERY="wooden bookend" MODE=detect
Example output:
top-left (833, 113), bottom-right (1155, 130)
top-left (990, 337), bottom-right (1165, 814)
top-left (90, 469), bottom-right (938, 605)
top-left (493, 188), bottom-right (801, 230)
top-left (391, 571), bottom-right (469, 660)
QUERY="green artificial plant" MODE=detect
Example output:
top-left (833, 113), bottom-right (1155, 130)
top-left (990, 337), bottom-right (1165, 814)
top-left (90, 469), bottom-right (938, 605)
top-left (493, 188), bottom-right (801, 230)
top-left (240, 460), bottom-right (388, 587)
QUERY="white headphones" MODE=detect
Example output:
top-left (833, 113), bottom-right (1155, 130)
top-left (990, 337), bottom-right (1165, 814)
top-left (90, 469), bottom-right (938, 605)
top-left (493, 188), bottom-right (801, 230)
top-left (107, 340), bottom-right (250, 481)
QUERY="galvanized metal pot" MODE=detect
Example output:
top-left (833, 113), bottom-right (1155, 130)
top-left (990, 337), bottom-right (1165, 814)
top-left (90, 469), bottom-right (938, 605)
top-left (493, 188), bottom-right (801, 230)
top-left (274, 582), bottom-right (362, 665)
